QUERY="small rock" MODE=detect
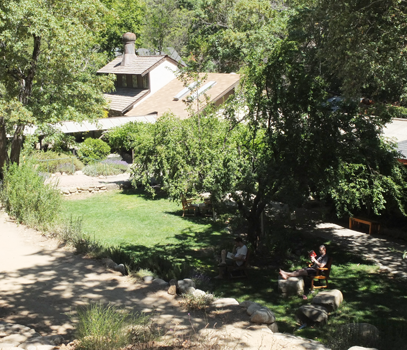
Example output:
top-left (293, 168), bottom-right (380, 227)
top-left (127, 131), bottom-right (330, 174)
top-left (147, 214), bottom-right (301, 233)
top-left (167, 285), bottom-right (177, 295)
top-left (312, 289), bottom-right (343, 312)
top-left (143, 276), bottom-right (154, 283)
top-left (192, 289), bottom-right (206, 297)
top-left (296, 304), bottom-right (328, 325)
top-left (114, 264), bottom-right (126, 275)
top-left (213, 298), bottom-right (239, 308)
top-left (247, 302), bottom-right (264, 316)
top-left (101, 258), bottom-right (118, 270)
top-left (268, 322), bottom-right (278, 333)
top-left (177, 279), bottom-right (195, 294)
top-left (239, 300), bottom-right (254, 308)
top-left (278, 276), bottom-right (304, 296)
top-left (151, 279), bottom-right (169, 288)
top-left (337, 323), bottom-right (379, 344)
top-left (250, 307), bottom-right (275, 324)
top-left (0, 333), bottom-right (33, 345)
top-left (185, 287), bottom-right (195, 294)
top-left (347, 347), bottom-right (378, 350)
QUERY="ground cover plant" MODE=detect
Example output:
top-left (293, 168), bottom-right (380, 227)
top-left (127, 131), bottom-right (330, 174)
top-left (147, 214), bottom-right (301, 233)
top-left (62, 189), bottom-right (407, 349)
top-left (30, 151), bottom-right (84, 174)
top-left (82, 159), bottom-right (129, 177)
top-left (74, 303), bottom-right (155, 350)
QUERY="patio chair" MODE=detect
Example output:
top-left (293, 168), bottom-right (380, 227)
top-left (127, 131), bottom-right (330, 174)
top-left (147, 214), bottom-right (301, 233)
top-left (181, 196), bottom-right (197, 217)
top-left (310, 257), bottom-right (333, 290)
top-left (228, 249), bottom-right (251, 279)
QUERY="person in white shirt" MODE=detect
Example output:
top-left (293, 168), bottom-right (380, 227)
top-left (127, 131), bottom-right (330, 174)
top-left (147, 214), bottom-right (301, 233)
top-left (215, 237), bottom-right (248, 279)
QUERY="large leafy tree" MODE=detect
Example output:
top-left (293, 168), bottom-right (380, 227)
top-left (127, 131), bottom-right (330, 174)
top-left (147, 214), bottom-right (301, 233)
top-left (0, 0), bottom-right (114, 177)
top-left (98, 0), bottom-right (145, 58)
top-left (142, 0), bottom-right (192, 55)
top-left (290, 0), bottom-right (407, 108)
top-left (186, 0), bottom-right (292, 72)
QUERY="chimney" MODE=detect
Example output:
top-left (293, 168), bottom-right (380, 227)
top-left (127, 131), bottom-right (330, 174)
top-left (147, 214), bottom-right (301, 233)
top-left (121, 32), bottom-right (137, 66)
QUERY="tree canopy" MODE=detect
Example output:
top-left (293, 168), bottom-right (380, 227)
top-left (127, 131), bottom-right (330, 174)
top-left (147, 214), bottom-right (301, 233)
top-left (0, 0), bottom-right (114, 176)
top-left (98, 0), bottom-right (145, 58)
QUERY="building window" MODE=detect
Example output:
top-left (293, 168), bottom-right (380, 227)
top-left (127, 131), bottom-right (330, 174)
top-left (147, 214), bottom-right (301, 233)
top-left (132, 75), bottom-right (138, 88)
top-left (143, 75), bottom-right (149, 89)
top-left (122, 75), bottom-right (127, 87)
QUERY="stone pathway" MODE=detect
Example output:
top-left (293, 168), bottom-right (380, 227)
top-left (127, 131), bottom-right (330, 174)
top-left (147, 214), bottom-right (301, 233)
top-left (310, 223), bottom-right (407, 278)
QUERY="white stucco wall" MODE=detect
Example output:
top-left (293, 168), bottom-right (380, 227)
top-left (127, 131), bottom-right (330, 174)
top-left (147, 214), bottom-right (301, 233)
top-left (132, 60), bottom-right (178, 109)
top-left (149, 60), bottom-right (178, 94)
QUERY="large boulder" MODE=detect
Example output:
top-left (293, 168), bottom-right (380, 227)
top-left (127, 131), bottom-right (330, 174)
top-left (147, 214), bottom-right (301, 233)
top-left (336, 323), bottom-right (379, 346)
top-left (239, 300), bottom-right (255, 308)
top-left (213, 298), bottom-right (239, 308)
top-left (246, 302), bottom-right (264, 316)
top-left (312, 289), bottom-right (343, 312)
top-left (296, 305), bottom-right (328, 325)
top-left (151, 278), bottom-right (169, 290)
top-left (250, 307), bottom-right (275, 324)
top-left (239, 301), bottom-right (276, 325)
top-left (177, 279), bottom-right (196, 294)
top-left (278, 276), bottom-right (304, 296)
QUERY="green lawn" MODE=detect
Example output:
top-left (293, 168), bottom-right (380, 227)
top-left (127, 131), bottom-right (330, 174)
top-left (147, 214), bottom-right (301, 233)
top-left (62, 189), bottom-right (407, 349)
top-left (62, 189), bottom-right (225, 247)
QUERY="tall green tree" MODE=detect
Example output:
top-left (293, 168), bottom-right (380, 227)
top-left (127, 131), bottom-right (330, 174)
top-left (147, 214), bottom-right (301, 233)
top-left (142, 0), bottom-right (191, 55)
top-left (98, 0), bottom-right (145, 58)
top-left (289, 0), bottom-right (407, 107)
top-left (186, 0), bottom-right (292, 72)
top-left (0, 0), bottom-right (114, 177)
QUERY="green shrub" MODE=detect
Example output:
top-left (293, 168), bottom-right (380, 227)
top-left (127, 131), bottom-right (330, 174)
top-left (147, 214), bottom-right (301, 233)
top-left (31, 151), bottom-right (84, 174)
top-left (0, 162), bottom-right (61, 230)
top-left (105, 121), bottom-right (154, 152)
top-left (74, 303), bottom-right (153, 350)
top-left (77, 138), bottom-right (111, 164)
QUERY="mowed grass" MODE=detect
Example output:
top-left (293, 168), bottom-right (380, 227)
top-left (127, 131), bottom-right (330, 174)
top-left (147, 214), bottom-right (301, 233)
top-left (61, 189), bottom-right (227, 269)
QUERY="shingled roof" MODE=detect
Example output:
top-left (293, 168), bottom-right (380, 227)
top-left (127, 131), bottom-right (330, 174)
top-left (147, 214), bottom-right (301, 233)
top-left (97, 56), bottom-right (178, 76)
top-left (104, 88), bottom-right (150, 114)
top-left (125, 73), bottom-right (240, 119)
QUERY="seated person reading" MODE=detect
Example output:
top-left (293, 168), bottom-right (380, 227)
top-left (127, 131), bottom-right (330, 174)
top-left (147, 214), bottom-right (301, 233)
top-left (279, 245), bottom-right (328, 280)
top-left (215, 237), bottom-right (248, 279)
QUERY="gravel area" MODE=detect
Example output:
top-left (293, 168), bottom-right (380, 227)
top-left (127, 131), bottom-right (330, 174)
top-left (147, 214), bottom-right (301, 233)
top-left (45, 171), bottom-right (131, 190)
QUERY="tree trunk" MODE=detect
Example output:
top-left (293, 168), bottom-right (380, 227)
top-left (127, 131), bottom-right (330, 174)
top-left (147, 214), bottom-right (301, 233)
top-left (7, 35), bottom-right (41, 166)
top-left (0, 118), bottom-right (9, 179)
top-left (9, 125), bottom-right (25, 164)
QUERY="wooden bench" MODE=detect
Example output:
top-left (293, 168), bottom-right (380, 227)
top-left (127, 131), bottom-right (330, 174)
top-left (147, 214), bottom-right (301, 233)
top-left (349, 217), bottom-right (380, 234)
